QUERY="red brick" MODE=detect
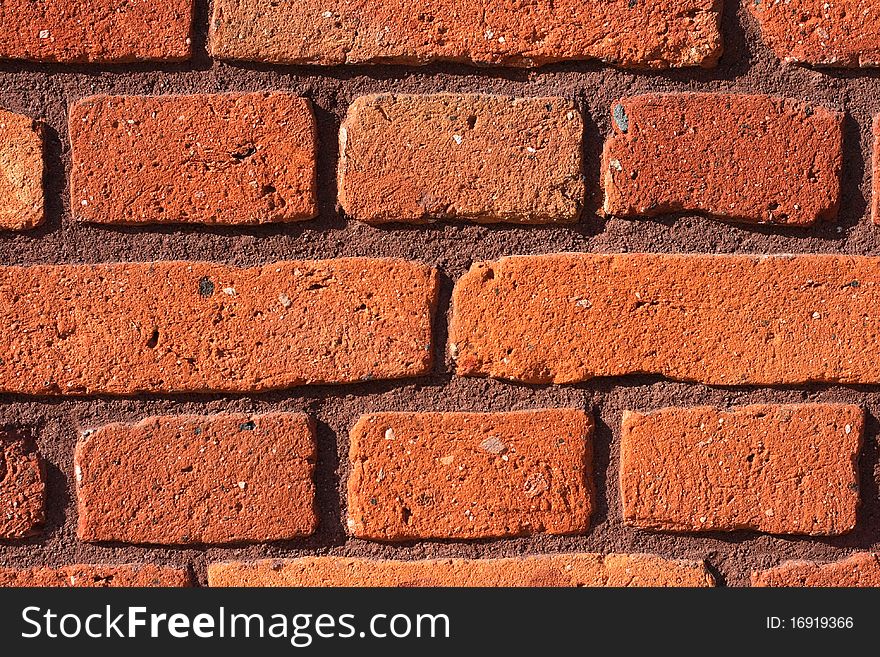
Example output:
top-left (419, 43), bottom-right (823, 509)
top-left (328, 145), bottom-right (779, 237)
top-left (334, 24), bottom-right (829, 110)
top-left (70, 93), bottom-right (317, 226)
top-left (0, 434), bottom-right (44, 539)
top-left (752, 553), bottom-right (880, 587)
top-left (339, 94), bottom-right (584, 225)
top-left (749, 0), bottom-right (880, 68)
top-left (621, 404), bottom-right (862, 535)
top-left (0, 108), bottom-right (43, 230)
top-left (347, 409), bottom-right (593, 541)
top-left (210, 0), bottom-right (722, 68)
top-left (450, 253), bottom-right (880, 386)
top-left (873, 115), bottom-right (880, 225)
top-left (75, 413), bottom-right (317, 545)
top-left (0, 258), bottom-right (437, 395)
top-left (0, 564), bottom-right (190, 587)
top-left (601, 93), bottom-right (843, 225)
top-left (0, 1), bottom-right (192, 63)
top-left (208, 554), bottom-right (715, 587)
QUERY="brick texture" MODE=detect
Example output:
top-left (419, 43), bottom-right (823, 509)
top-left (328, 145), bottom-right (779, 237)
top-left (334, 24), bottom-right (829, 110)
top-left (339, 94), bottom-right (584, 225)
top-left (209, 0), bottom-right (722, 69)
top-left (0, 564), bottom-right (190, 587)
top-left (752, 553), bottom-right (880, 587)
top-left (749, 0), bottom-right (880, 68)
top-left (70, 93), bottom-right (317, 225)
top-left (207, 554), bottom-right (715, 587)
top-left (0, 0), bottom-right (192, 63)
top-left (873, 115), bottom-right (880, 225)
top-left (0, 108), bottom-right (43, 230)
top-left (0, 259), bottom-right (437, 395)
top-left (450, 253), bottom-right (880, 386)
top-left (620, 404), bottom-right (862, 535)
top-left (0, 434), bottom-right (45, 539)
top-left (347, 409), bottom-right (593, 541)
top-left (75, 413), bottom-right (317, 545)
top-left (601, 93), bottom-right (843, 225)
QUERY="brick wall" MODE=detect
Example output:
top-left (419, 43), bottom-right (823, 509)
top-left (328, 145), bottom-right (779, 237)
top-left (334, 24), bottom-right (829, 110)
top-left (1, 0), bottom-right (880, 588)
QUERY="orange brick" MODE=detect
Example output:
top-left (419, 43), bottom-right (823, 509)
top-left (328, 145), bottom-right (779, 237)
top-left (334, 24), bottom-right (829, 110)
top-left (0, 564), bottom-right (190, 587)
top-left (0, 258), bottom-right (437, 395)
top-left (76, 413), bottom-right (317, 545)
top-left (339, 94), bottom-right (584, 225)
top-left (601, 94), bottom-right (843, 225)
top-left (621, 404), bottom-right (862, 535)
top-left (347, 409), bottom-right (593, 541)
top-left (210, 0), bottom-right (722, 68)
top-left (0, 0), bottom-right (192, 63)
top-left (752, 553), bottom-right (880, 587)
top-left (0, 434), bottom-right (44, 539)
top-left (873, 115), bottom-right (880, 225)
top-left (450, 253), bottom-right (880, 386)
top-left (749, 0), bottom-right (880, 68)
top-left (70, 93), bottom-right (317, 225)
top-left (208, 554), bottom-right (715, 587)
top-left (0, 108), bottom-right (43, 230)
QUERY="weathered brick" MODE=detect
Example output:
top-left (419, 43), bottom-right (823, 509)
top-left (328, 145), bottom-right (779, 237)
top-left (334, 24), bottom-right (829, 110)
top-left (621, 404), bottom-right (862, 535)
top-left (873, 115), bottom-right (880, 225)
top-left (210, 0), bottom-right (722, 69)
top-left (0, 0), bottom-right (192, 63)
top-left (0, 434), bottom-right (44, 539)
top-left (339, 94), bottom-right (584, 225)
top-left (450, 253), bottom-right (880, 386)
top-left (76, 413), bottom-right (317, 545)
top-left (601, 93), bottom-right (843, 225)
top-left (0, 564), bottom-right (190, 587)
top-left (208, 554), bottom-right (715, 587)
top-left (347, 409), bottom-right (593, 541)
top-left (752, 553), bottom-right (880, 587)
top-left (749, 0), bottom-right (880, 68)
top-left (70, 93), bottom-right (317, 225)
top-left (0, 258), bottom-right (437, 395)
top-left (0, 108), bottom-right (43, 230)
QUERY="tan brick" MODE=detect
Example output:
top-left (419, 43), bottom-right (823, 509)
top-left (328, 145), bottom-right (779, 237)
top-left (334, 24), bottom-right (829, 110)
top-left (450, 253), bottom-right (880, 386)
top-left (70, 93), bottom-right (317, 225)
top-left (0, 434), bottom-right (44, 539)
top-left (0, 564), bottom-right (190, 587)
top-left (76, 413), bottom-right (317, 545)
top-left (621, 404), bottom-right (862, 535)
top-left (208, 554), bottom-right (715, 587)
top-left (752, 553), bottom-right (880, 587)
top-left (339, 94), bottom-right (584, 225)
top-left (0, 0), bottom-right (192, 63)
top-left (210, 0), bottom-right (722, 69)
top-left (0, 258), bottom-right (437, 395)
top-left (0, 108), bottom-right (43, 230)
top-left (347, 409), bottom-right (593, 541)
top-left (601, 94), bottom-right (843, 225)
top-left (749, 0), bottom-right (880, 68)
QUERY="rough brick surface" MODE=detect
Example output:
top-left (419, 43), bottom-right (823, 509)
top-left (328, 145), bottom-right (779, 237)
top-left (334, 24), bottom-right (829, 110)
top-left (601, 93), bottom-right (843, 225)
top-left (0, 0), bottom-right (192, 63)
top-left (347, 409), bottom-right (593, 541)
top-left (0, 435), bottom-right (45, 539)
top-left (210, 0), bottom-right (722, 68)
top-left (339, 94), bottom-right (584, 225)
top-left (450, 253), bottom-right (880, 386)
top-left (873, 115), bottom-right (880, 225)
top-left (0, 108), bottom-right (43, 230)
top-left (752, 553), bottom-right (880, 587)
top-left (75, 413), bottom-right (317, 545)
top-left (621, 404), bottom-right (862, 535)
top-left (70, 93), bottom-right (317, 225)
top-left (0, 564), bottom-right (190, 587)
top-left (749, 0), bottom-right (880, 68)
top-left (0, 259), bottom-right (437, 395)
top-left (208, 554), bottom-right (715, 587)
